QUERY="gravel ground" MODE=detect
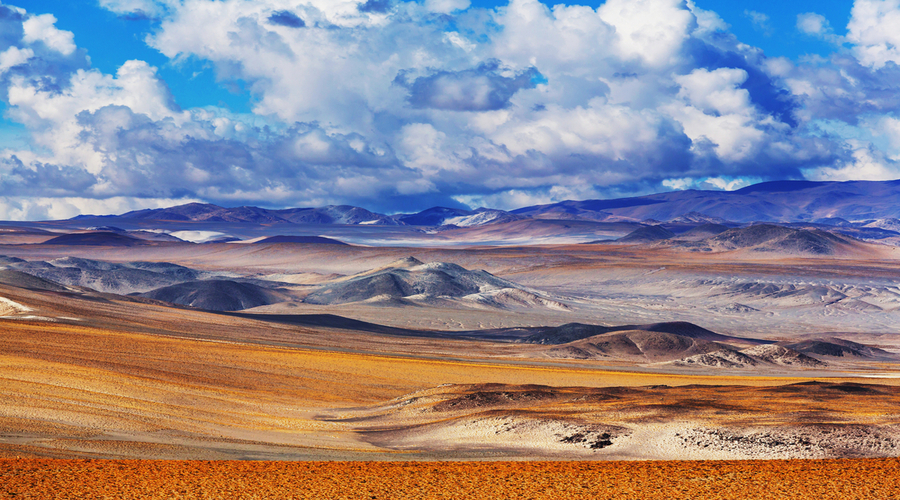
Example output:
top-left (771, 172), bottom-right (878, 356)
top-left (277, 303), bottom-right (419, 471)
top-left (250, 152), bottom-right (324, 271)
top-left (2, 458), bottom-right (900, 499)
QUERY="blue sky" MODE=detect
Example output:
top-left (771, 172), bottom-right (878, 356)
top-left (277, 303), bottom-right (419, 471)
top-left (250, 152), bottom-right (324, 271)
top-left (1, 0), bottom-right (899, 219)
top-left (17, 0), bottom-right (851, 112)
top-left (15, 1), bottom-right (251, 111)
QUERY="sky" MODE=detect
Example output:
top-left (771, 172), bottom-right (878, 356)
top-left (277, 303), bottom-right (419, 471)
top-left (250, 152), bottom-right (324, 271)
top-left (1, 0), bottom-right (900, 220)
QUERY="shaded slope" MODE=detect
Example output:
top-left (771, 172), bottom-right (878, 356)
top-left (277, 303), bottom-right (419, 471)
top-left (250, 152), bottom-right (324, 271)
top-left (5, 257), bottom-right (200, 294)
top-left (702, 224), bottom-right (859, 255)
top-left (254, 235), bottom-right (348, 245)
top-left (545, 330), bottom-right (731, 361)
top-left (523, 321), bottom-right (759, 345)
top-left (523, 323), bottom-right (613, 344)
top-left (679, 223), bottom-right (730, 239)
top-left (617, 225), bottom-right (675, 243)
top-left (782, 338), bottom-right (898, 360)
top-left (42, 232), bottom-right (146, 247)
top-left (0, 269), bottom-right (70, 292)
top-left (223, 312), bottom-right (455, 338)
top-left (140, 280), bottom-right (284, 311)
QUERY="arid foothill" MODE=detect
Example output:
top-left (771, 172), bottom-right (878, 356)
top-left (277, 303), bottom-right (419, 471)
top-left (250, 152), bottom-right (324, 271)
top-left (1, 182), bottom-right (900, 481)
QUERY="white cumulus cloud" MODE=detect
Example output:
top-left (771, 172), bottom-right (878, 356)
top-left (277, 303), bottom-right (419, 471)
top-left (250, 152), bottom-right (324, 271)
top-left (848, 0), bottom-right (900, 68)
top-left (1, 0), bottom-right (898, 219)
top-left (22, 14), bottom-right (76, 55)
top-left (425, 0), bottom-right (471, 14)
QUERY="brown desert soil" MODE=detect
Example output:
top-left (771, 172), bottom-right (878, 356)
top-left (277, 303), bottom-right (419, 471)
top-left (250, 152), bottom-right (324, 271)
top-left (2, 458), bottom-right (900, 499)
top-left (3, 297), bottom-right (900, 460)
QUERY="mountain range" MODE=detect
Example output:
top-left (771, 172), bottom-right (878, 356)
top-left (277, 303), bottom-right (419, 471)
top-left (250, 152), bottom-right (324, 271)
top-left (513, 180), bottom-right (900, 223)
top-left (614, 223), bottom-right (871, 256)
top-left (71, 179), bottom-right (900, 228)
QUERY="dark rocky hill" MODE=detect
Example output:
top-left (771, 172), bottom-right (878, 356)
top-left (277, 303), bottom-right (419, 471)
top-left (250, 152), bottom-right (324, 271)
top-left (523, 321), bottom-right (755, 345)
top-left (0, 269), bottom-right (70, 292)
top-left (42, 232), bottom-right (145, 247)
top-left (704, 224), bottom-right (855, 255)
top-left (139, 280), bottom-right (284, 311)
top-left (617, 225), bottom-right (675, 243)
top-left (254, 235), bottom-right (348, 245)
top-left (545, 330), bottom-right (733, 361)
top-left (781, 338), bottom-right (898, 359)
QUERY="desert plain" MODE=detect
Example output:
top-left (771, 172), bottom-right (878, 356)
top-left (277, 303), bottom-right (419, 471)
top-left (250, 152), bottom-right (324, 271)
top-left (13, 0), bottom-right (900, 494)
top-left (3, 210), bottom-right (900, 497)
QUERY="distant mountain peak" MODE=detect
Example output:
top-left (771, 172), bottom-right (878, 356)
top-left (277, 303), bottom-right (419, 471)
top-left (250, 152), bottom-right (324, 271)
top-left (514, 178), bottom-right (900, 224)
top-left (64, 178), bottom-right (900, 229)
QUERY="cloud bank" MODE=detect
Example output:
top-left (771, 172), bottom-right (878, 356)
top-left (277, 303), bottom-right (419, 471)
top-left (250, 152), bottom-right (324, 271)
top-left (1, 0), bottom-right (900, 218)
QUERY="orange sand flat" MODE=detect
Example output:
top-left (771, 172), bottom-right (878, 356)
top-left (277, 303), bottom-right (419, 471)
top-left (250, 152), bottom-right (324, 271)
top-left (0, 320), bottom-right (835, 418)
top-left (4, 319), bottom-right (899, 460)
top-left (2, 458), bottom-right (899, 499)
